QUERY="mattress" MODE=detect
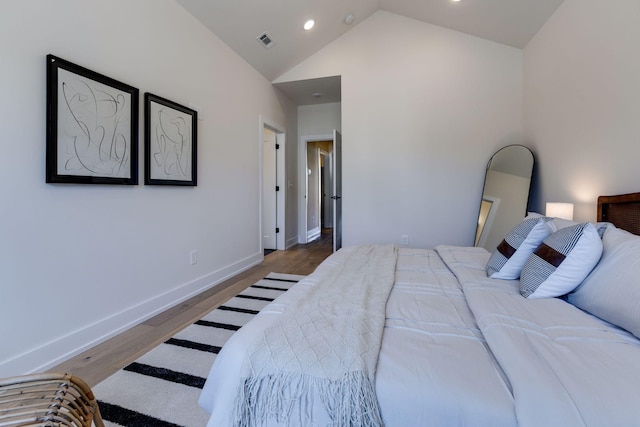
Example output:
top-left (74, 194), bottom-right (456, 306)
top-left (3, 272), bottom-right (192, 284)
top-left (199, 245), bottom-right (640, 426)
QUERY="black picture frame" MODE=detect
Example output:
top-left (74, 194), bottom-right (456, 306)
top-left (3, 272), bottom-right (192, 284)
top-left (144, 93), bottom-right (197, 186)
top-left (46, 54), bottom-right (139, 185)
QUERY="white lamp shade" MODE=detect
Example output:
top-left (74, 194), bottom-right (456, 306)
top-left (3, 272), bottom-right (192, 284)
top-left (546, 202), bottom-right (574, 220)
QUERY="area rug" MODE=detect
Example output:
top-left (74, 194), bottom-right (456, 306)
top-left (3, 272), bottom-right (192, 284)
top-left (94, 272), bottom-right (305, 427)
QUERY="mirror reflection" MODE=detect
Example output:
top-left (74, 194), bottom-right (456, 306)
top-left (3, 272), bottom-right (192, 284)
top-left (475, 145), bottom-right (534, 251)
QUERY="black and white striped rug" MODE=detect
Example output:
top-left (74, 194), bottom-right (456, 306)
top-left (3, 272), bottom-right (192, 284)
top-left (94, 272), bottom-right (304, 427)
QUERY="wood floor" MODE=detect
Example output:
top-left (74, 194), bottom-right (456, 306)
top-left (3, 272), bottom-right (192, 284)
top-left (49, 230), bottom-right (333, 387)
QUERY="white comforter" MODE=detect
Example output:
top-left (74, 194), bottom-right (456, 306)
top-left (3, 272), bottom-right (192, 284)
top-left (200, 246), bottom-right (640, 426)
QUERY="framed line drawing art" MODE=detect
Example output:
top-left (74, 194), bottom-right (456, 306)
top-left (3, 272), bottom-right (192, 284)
top-left (144, 93), bottom-right (197, 186)
top-left (46, 54), bottom-right (139, 184)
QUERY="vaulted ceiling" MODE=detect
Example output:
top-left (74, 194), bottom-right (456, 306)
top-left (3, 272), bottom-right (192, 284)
top-left (176, 0), bottom-right (565, 104)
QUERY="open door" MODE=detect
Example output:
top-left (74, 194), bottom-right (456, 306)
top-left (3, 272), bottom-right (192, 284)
top-left (332, 130), bottom-right (342, 252)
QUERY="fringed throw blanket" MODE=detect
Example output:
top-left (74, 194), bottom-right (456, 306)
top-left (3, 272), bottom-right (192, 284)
top-left (233, 244), bottom-right (398, 427)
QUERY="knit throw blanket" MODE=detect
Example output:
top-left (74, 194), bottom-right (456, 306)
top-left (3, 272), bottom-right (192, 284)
top-left (233, 244), bottom-right (398, 427)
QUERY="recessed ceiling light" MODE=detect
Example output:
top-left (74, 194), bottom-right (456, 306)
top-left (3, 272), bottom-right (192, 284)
top-left (304, 19), bottom-right (315, 31)
top-left (451, 0), bottom-right (462, 2)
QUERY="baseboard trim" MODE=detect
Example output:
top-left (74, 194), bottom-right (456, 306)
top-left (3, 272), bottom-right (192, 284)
top-left (0, 252), bottom-right (263, 377)
top-left (307, 227), bottom-right (321, 242)
top-left (285, 236), bottom-right (299, 249)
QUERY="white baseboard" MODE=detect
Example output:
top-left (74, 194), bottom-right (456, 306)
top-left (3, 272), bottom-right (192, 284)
top-left (285, 236), bottom-right (299, 249)
top-left (307, 227), bottom-right (321, 242)
top-left (0, 252), bottom-right (263, 377)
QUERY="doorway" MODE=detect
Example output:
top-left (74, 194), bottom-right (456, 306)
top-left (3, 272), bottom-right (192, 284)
top-left (299, 131), bottom-right (342, 251)
top-left (261, 117), bottom-right (286, 254)
top-left (305, 141), bottom-right (332, 242)
top-left (319, 149), bottom-right (332, 230)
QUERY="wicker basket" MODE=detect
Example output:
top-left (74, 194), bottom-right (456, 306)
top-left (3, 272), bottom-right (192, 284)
top-left (0, 373), bottom-right (104, 427)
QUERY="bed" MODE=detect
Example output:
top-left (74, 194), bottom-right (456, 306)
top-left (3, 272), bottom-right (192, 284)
top-left (199, 192), bottom-right (640, 426)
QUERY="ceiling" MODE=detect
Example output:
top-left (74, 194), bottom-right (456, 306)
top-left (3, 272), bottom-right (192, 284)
top-left (176, 0), bottom-right (564, 105)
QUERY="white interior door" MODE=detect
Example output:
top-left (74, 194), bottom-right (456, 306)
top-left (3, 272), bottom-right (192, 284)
top-left (262, 128), bottom-right (277, 250)
top-left (332, 130), bottom-right (342, 252)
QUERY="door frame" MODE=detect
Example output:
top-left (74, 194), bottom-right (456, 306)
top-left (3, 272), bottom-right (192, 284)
top-left (332, 129), bottom-right (342, 252)
top-left (318, 148), bottom-right (332, 229)
top-left (259, 116), bottom-right (286, 252)
top-left (299, 134), bottom-right (333, 244)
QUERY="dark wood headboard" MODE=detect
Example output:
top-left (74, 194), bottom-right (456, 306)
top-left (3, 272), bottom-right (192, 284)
top-left (597, 192), bottom-right (640, 236)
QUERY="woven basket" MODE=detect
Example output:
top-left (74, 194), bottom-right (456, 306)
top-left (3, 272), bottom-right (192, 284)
top-left (0, 373), bottom-right (104, 427)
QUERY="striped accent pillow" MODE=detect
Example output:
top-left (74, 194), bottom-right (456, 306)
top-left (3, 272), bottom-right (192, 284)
top-left (486, 217), bottom-right (554, 279)
top-left (520, 223), bottom-right (603, 298)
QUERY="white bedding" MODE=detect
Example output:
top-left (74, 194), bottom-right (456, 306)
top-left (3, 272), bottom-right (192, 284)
top-left (199, 245), bottom-right (640, 426)
top-left (233, 245), bottom-right (396, 426)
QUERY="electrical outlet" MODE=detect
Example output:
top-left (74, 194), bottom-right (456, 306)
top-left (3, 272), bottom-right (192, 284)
top-left (401, 235), bottom-right (409, 246)
top-left (189, 250), bottom-right (198, 265)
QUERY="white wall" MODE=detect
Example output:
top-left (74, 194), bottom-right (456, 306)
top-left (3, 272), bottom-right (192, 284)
top-left (299, 103), bottom-right (342, 137)
top-left (524, 0), bottom-right (640, 221)
top-left (0, 0), bottom-right (296, 376)
top-left (277, 11), bottom-right (524, 248)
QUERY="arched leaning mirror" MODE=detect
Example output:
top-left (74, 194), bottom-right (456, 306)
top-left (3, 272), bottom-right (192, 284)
top-left (475, 145), bottom-right (534, 251)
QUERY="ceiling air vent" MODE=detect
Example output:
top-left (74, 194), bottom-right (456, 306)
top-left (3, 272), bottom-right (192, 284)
top-left (257, 32), bottom-right (275, 49)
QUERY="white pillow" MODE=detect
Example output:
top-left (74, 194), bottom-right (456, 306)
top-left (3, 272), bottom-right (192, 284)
top-left (568, 225), bottom-right (640, 338)
top-left (520, 223), bottom-right (603, 298)
top-left (486, 217), bottom-right (554, 280)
